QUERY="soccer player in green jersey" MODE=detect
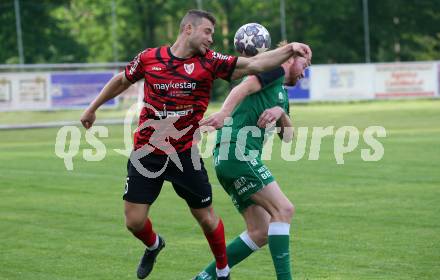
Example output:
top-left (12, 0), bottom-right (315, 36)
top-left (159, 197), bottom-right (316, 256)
top-left (194, 41), bottom-right (309, 280)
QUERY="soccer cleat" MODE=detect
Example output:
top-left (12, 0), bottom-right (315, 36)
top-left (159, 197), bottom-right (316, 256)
top-left (191, 271), bottom-right (229, 280)
top-left (191, 273), bottom-right (209, 280)
top-left (136, 235), bottom-right (165, 279)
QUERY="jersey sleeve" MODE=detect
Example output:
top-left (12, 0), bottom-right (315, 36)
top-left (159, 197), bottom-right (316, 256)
top-left (125, 50), bottom-right (146, 83)
top-left (255, 67), bottom-right (285, 88)
top-left (209, 51), bottom-right (238, 81)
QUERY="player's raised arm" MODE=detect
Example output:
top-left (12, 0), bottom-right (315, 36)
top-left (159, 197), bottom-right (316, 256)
top-left (200, 76), bottom-right (261, 129)
top-left (230, 42), bottom-right (311, 81)
top-left (80, 72), bottom-right (132, 129)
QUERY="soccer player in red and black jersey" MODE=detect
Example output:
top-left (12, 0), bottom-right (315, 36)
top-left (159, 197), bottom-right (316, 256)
top-left (80, 9), bottom-right (311, 280)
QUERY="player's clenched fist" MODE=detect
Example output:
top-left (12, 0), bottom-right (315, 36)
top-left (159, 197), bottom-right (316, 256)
top-left (257, 106), bottom-right (285, 128)
top-left (290, 42), bottom-right (312, 65)
top-left (80, 109), bottom-right (96, 129)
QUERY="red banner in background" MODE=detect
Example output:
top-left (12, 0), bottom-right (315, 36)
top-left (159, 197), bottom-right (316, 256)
top-left (374, 62), bottom-right (437, 99)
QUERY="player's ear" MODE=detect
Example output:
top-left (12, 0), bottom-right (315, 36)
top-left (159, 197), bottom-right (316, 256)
top-left (184, 23), bottom-right (193, 35)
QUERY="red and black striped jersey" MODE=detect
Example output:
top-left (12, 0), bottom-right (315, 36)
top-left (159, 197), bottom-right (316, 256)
top-left (125, 46), bottom-right (238, 154)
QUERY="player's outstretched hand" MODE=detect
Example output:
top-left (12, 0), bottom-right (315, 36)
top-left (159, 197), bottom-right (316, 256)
top-left (199, 111), bottom-right (228, 130)
top-left (80, 109), bottom-right (96, 129)
top-left (257, 106), bottom-right (285, 128)
top-left (291, 42), bottom-right (312, 65)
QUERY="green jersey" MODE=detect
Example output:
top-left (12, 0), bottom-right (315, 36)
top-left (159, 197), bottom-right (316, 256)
top-left (216, 67), bottom-right (290, 153)
top-left (213, 67), bottom-right (290, 213)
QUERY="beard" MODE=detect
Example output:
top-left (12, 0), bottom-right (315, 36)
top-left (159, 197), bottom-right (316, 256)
top-left (189, 40), bottom-right (205, 56)
top-left (284, 74), bottom-right (297, 86)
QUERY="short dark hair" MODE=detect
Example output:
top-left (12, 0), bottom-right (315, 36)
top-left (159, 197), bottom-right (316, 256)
top-left (180, 9), bottom-right (216, 33)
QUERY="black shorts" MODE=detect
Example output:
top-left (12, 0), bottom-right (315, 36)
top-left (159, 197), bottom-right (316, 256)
top-left (123, 149), bottom-right (212, 209)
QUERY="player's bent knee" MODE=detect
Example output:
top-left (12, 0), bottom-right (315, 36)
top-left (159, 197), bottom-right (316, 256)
top-left (290, 202), bottom-right (296, 216)
top-left (282, 202), bottom-right (295, 220)
top-left (191, 206), bottom-right (219, 232)
top-left (125, 218), bottom-right (145, 233)
top-left (248, 228), bottom-right (268, 247)
top-left (124, 211), bottom-right (146, 232)
top-left (275, 201), bottom-right (295, 222)
top-left (197, 214), bottom-right (218, 232)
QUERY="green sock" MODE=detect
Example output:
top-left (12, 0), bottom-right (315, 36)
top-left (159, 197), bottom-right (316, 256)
top-left (268, 222), bottom-right (292, 280)
top-left (196, 231), bottom-right (259, 280)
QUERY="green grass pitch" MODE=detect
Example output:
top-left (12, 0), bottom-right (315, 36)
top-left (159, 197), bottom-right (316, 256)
top-left (0, 100), bottom-right (439, 279)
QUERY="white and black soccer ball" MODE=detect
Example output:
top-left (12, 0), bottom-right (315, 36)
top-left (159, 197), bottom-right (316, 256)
top-left (234, 23), bottom-right (271, 57)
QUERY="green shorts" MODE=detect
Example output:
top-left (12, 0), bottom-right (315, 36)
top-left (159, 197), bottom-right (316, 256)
top-left (213, 143), bottom-right (275, 212)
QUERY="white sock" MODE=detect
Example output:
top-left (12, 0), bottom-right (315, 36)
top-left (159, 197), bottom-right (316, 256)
top-left (268, 222), bottom-right (290, 236)
top-left (216, 265), bottom-right (230, 277)
top-left (239, 231), bottom-right (260, 251)
top-left (147, 235), bottom-right (159, 250)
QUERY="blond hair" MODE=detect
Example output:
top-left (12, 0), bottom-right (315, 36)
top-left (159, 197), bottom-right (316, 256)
top-left (277, 40), bottom-right (288, 48)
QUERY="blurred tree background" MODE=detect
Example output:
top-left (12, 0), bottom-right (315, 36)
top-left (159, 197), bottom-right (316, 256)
top-left (1, 0), bottom-right (439, 98)
top-left (2, 0), bottom-right (439, 64)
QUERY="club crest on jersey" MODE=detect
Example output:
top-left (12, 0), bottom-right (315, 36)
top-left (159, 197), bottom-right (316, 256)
top-left (278, 91), bottom-right (285, 101)
top-left (184, 63), bottom-right (194, 75)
